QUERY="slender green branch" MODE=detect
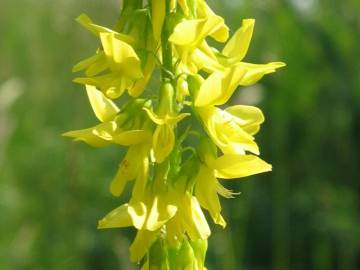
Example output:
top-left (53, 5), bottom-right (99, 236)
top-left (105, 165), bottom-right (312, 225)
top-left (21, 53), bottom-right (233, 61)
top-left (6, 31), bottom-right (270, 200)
top-left (161, 0), bottom-right (173, 82)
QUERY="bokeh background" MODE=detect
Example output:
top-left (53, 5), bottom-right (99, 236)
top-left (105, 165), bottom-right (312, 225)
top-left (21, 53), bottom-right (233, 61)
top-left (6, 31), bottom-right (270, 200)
top-left (1, 0), bottom-right (360, 269)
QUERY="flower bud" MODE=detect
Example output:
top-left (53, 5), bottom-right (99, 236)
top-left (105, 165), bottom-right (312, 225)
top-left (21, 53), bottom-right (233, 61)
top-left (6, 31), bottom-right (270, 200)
top-left (176, 74), bottom-right (189, 103)
top-left (158, 82), bottom-right (176, 116)
top-left (148, 238), bottom-right (170, 270)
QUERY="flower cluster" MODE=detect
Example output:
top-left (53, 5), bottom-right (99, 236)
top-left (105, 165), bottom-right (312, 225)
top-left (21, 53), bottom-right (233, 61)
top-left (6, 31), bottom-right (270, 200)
top-left (64, 0), bottom-right (284, 268)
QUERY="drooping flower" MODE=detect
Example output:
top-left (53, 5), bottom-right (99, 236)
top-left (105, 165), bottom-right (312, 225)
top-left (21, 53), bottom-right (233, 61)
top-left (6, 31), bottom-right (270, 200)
top-left (73, 32), bottom-right (143, 99)
top-left (63, 85), bottom-right (151, 147)
top-left (144, 83), bottom-right (190, 163)
top-left (196, 105), bottom-right (264, 155)
top-left (194, 137), bottom-right (271, 227)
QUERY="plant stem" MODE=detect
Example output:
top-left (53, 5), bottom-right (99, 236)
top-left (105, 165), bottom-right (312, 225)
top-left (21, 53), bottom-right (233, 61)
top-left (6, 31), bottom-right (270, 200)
top-left (161, 0), bottom-right (173, 82)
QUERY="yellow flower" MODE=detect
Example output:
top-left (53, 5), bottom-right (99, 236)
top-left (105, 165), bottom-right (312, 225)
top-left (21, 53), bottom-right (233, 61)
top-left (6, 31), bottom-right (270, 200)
top-left (73, 32), bottom-right (143, 99)
top-left (194, 137), bottom-right (271, 227)
top-left (66, 2), bottom-right (285, 268)
top-left (164, 167), bottom-right (211, 245)
top-left (169, 14), bottom-right (228, 73)
top-left (193, 26), bottom-right (286, 107)
top-left (166, 188), bottom-right (211, 242)
top-left (218, 18), bottom-right (286, 83)
top-left (194, 165), bottom-right (231, 227)
top-left (85, 84), bottom-right (120, 122)
top-left (100, 171), bottom-right (210, 263)
top-left (98, 192), bottom-right (177, 232)
top-left (152, 0), bottom-right (166, 43)
top-left (110, 143), bottom-right (150, 197)
top-left (196, 0), bottom-right (229, 42)
top-left (63, 85), bottom-right (151, 147)
top-left (196, 105), bottom-right (264, 155)
top-left (175, 0), bottom-right (229, 42)
top-left (144, 107), bottom-right (190, 163)
top-left (176, 19), bottom-right (285, 102)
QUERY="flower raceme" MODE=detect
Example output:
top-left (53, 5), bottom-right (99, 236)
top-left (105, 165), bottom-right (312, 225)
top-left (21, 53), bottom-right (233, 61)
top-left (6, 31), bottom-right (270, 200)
top-left (64, 0), bottom-right (285, 268)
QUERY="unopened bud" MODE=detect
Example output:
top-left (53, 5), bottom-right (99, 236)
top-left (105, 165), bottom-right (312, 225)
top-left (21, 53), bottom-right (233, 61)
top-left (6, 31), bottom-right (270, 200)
top-left (158, 82), bottom-right (176, 116)
top-left (149, 238), bottom-right (170, 270)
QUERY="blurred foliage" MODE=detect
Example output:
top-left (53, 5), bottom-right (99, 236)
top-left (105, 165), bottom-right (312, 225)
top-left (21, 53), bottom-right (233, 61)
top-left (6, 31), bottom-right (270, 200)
top-left (1, 0), bottom-right (360, 269)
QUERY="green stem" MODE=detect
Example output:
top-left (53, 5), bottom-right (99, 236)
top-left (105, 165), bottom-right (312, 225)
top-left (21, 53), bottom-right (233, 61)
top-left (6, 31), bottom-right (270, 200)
top-left (161, 0), bottom-right (173, 82)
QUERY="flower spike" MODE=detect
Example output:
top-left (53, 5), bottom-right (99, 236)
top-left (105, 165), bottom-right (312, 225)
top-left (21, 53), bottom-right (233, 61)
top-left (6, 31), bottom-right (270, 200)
top-left (64, 1), bottom-right (285, 268)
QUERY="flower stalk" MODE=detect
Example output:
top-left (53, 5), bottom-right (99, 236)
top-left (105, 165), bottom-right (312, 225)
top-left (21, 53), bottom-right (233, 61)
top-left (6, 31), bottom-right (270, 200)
top-left (64, 0), bottom-right (285, 268)
top-left (161, 0), bottom-right (174, 81)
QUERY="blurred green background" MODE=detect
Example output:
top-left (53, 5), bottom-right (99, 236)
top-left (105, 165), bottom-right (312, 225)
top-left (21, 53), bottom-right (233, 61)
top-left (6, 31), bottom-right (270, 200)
top-left (1, 0), bottom-right (360, 269)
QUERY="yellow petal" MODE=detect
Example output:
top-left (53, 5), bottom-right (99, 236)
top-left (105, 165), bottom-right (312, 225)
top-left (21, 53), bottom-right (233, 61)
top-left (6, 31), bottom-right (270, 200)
top-left (128, 201), bottom-right (148, 229)
top-left (113, 130), bottom-right (151, 146)
top-left (129, 54), bottom-right (156, 97)
top-left (206, 17), bottom-right (229, 43)
top-left (194, 66), bottom-right (246, 107)
top-left (225, 105), bottom-right (264, 135)
top-left (144, 107), bottom-right (190, 126)
top-left (197, 106), bottom-right (259, 155)
top-left (144, 196), bottom-right (178, 231)
top-left (72, 53), bottom-right (106, 74)
top-left (169, 19), bottom-right (207, 46)
top-left (214, 154), bottom-right (272, 179)
top-left (170, 16), bottom-right (225, 47)
top-left (165, 113), bottom-right (191, 125)
top-left (194, 166), bottom-right (226, 228)
top-left (178, 0), bottom-right (190, 16)
top-left (191, 43), bottom-right (224, 73)
top-left (176, 74), bottom-right (189, 103)
top-left (130, 230), bottom-right (159, 263)
top-left (62, 128), bottom-right (108, 147)
top-left (152, 125), bottom-right (175, 163)
top-left (62, 121), bottom-right (116, 147)
top-left (203, 15), bottom-right (228, 43)
top-left (186, 196), bottom-right (211, 240)
top-left (209, 23), bottom-right (229, 43)
top-left (86, 85), bottom-right (119, 122)
top-left (143, 108), bottom-right (165, 125)
top-left (91, 121), bottom-right (117, 141)
top-left (76, 13), bottom-right (135, 44)
top-left (131, 154), bottom-right (150, 202)
top-left (166, 216), bottom-right (185, 247)
top-left (110, 146), bottom-right (142, 197)
top-left (197, 0), bottom-right (229, 42)
top-left (238, 62), bottom-right (286, 86)
top-left (222, 19), bottom-right (255, 61)
top-left (152, 0), bottom-right (166, 43)
top-left (110, 167), bottom-right (129, 198)
top-left (100, 33), bottom-right (143, 78)
top-left (76, 13), bottom-right (114, 36)
top-left (194, 71), bottom-right (223, 107)
top-left (73, 74), bottom-right (131, 99)
top-left (97, 204), bottom-right (133, 229)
